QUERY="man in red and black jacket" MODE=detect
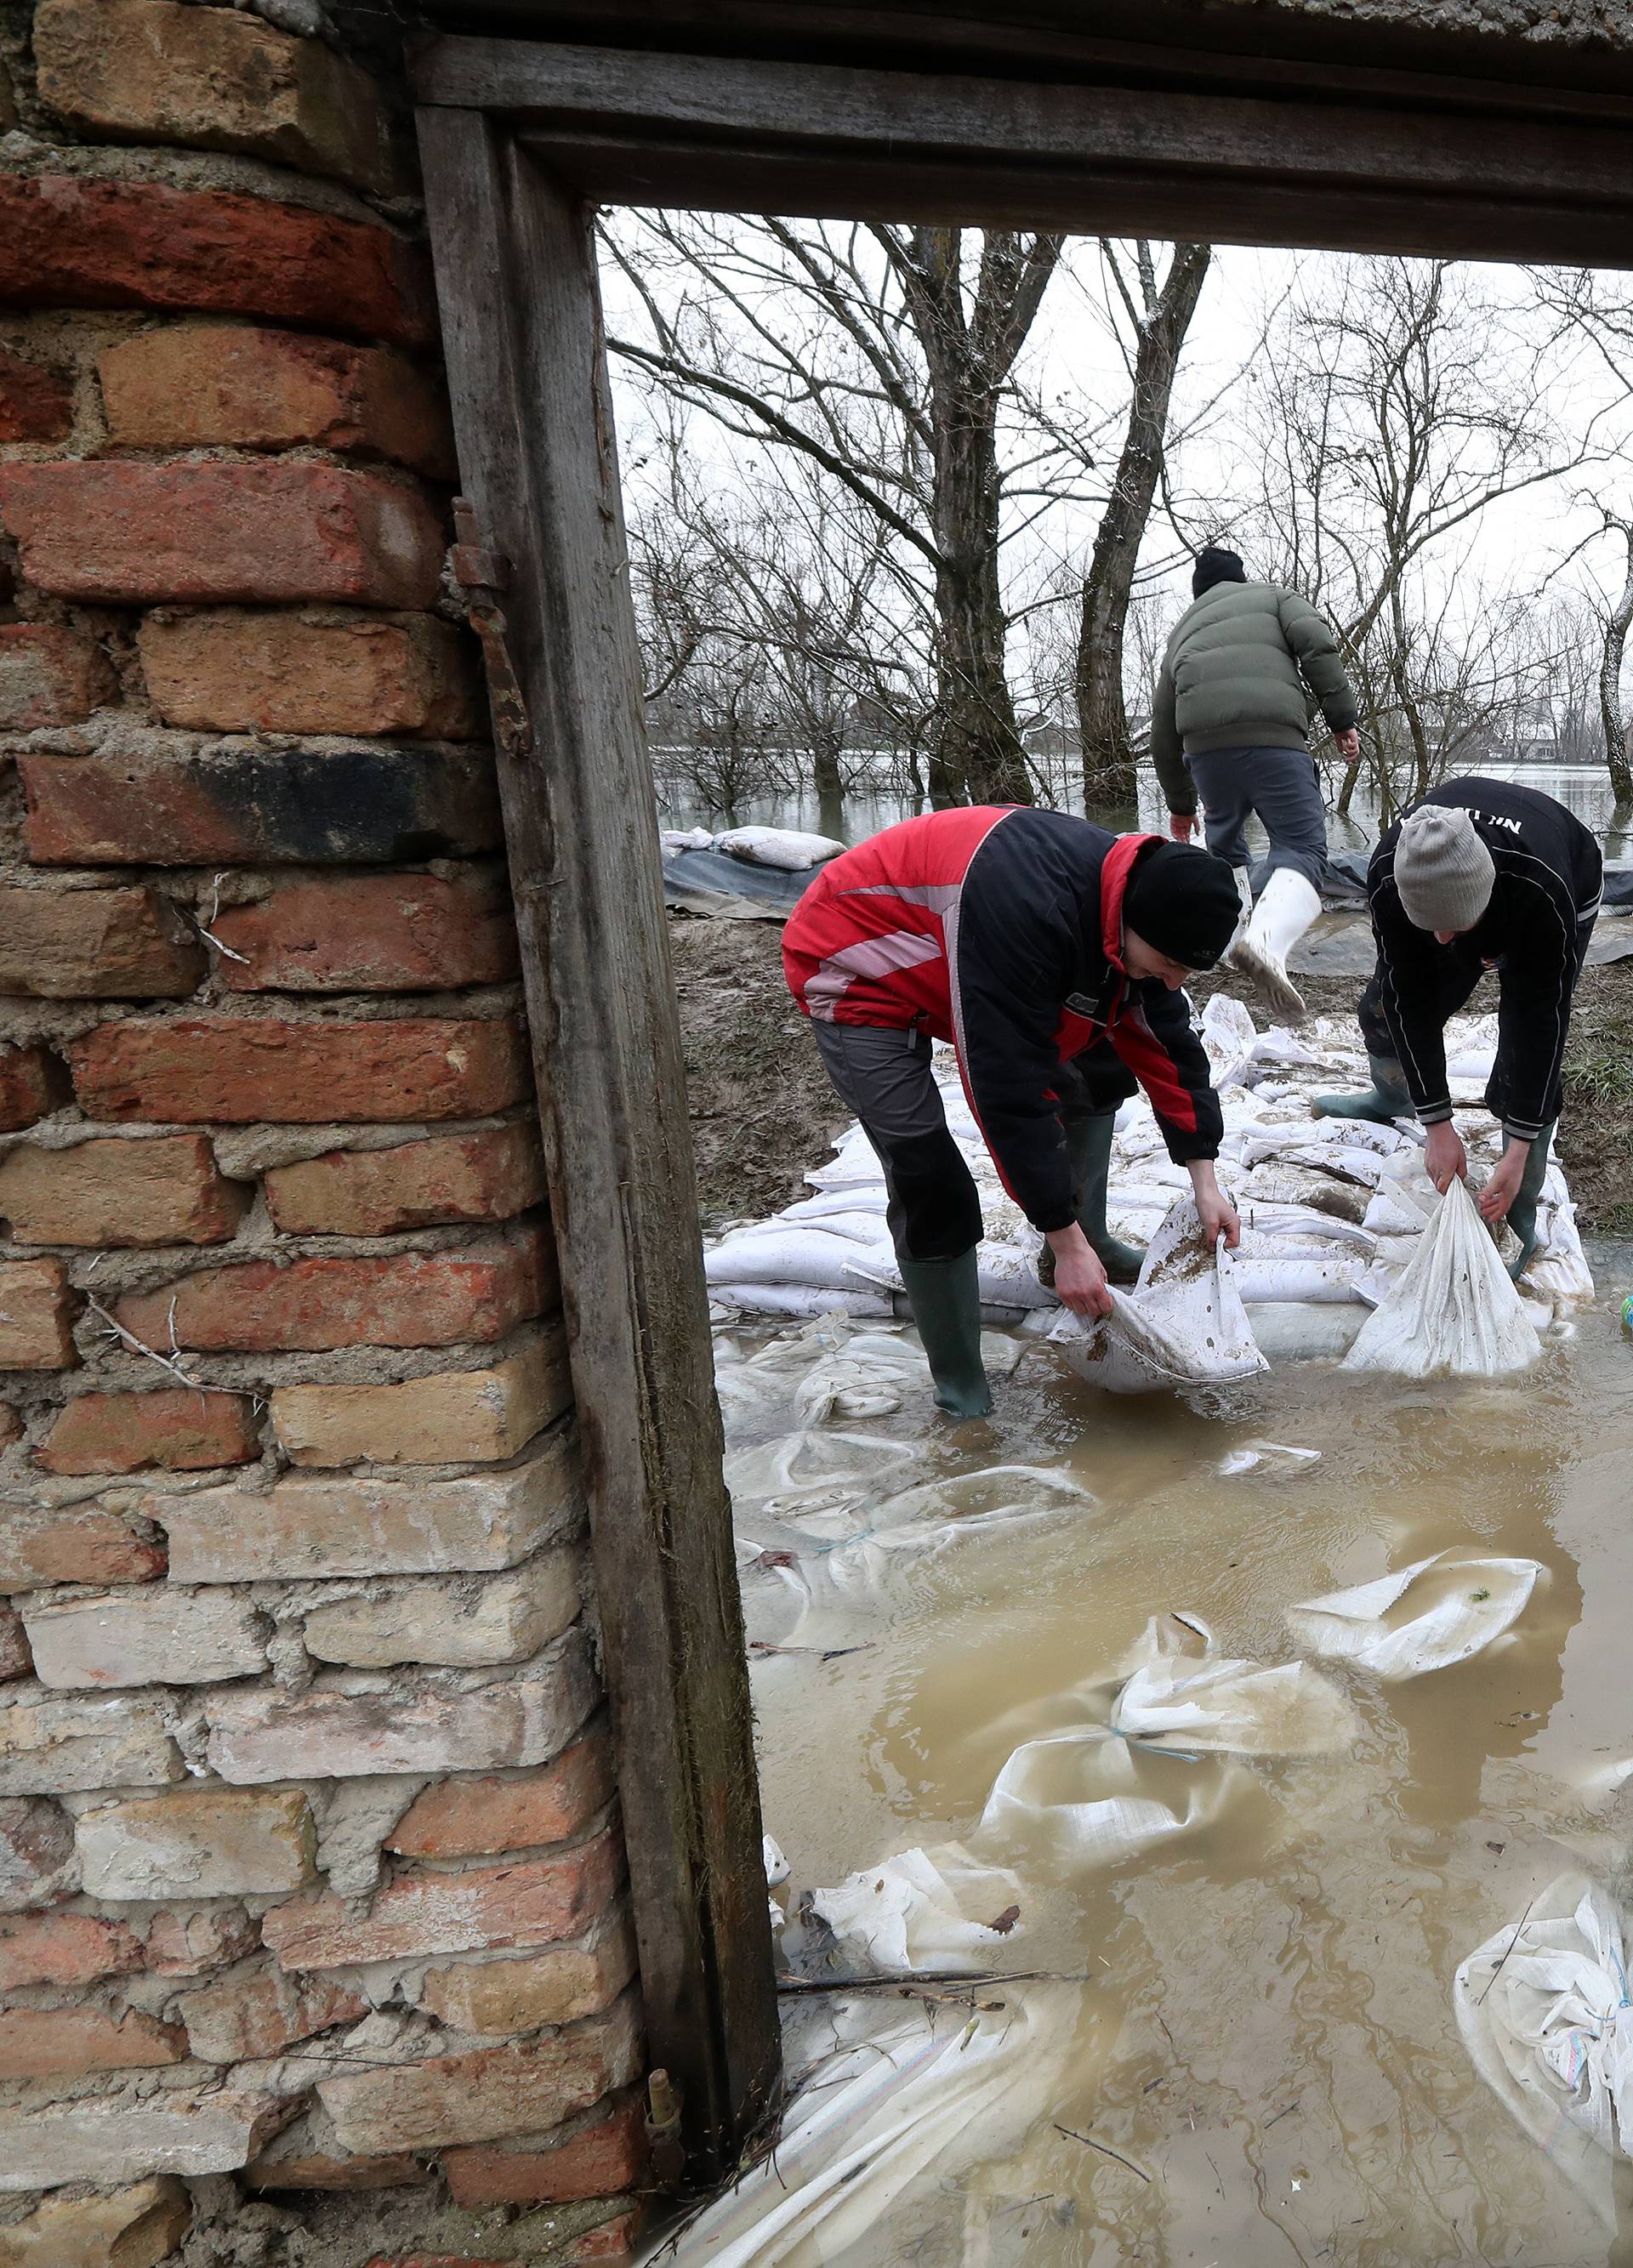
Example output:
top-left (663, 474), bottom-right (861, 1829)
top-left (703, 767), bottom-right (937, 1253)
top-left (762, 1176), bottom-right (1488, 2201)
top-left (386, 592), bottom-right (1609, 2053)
top-left (782, 805), bottom-right (1244, 1416)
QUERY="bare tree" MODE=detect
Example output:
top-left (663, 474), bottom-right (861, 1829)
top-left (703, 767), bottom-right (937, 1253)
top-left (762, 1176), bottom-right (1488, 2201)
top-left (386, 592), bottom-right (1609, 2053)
top-left (1242, 259), bottom-right (1600, 818)
top-left (600, 214), bottom-right (1084, 805)
top-left (1592, 514), bottom-right (1633, 805)
top-left (1073, 242), bottom-right (1212, 810)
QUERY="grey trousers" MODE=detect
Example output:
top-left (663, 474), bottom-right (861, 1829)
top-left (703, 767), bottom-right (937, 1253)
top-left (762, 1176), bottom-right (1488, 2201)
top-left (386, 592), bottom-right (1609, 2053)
top-left (1186, 744), bottom-right (1329, 893)
top-left (808, 1020), bottom-right (1127, 1262)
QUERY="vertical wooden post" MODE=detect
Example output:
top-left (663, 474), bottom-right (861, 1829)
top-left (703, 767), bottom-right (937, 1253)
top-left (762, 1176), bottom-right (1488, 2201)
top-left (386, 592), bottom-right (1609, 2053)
top-left (415, 105), bottom-right (780, 2174)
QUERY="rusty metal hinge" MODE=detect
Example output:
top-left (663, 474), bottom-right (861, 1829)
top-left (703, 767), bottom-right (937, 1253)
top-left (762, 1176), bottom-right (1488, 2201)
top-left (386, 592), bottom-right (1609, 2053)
top-left (449, 496), bottom-right (534, 762)
top-left (645, 2066), bottom-right (686, 2189)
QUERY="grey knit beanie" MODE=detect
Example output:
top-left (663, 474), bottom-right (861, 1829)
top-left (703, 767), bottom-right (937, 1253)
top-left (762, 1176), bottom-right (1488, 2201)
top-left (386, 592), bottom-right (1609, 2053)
top-left (1394, 804), bottom-right (1495, 933)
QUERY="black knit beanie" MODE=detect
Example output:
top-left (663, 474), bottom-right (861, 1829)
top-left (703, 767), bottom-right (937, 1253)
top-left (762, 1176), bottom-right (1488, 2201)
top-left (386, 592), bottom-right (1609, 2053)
top-left (1122, 841), bottom-right (1242, 971)
top-left (1192, 545), bottom-right (1247, 598)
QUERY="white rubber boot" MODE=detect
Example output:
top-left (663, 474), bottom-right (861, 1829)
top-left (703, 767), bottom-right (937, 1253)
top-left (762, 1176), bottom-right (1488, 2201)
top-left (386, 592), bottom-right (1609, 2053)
top-left (1224, 866), bottom-right (1253, 957)
top-left (1230, 866), bottom-right (1320, 1021)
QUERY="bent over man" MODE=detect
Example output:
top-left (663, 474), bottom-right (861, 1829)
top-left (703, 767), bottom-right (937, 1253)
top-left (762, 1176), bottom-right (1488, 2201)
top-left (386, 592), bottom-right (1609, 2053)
top-left (782, 807), bottom-right (1243, 1417)
top-left (1316, 776), bottom-right (1602, 1276)
top-left (1151, 545), bottom-right (1360, 1021)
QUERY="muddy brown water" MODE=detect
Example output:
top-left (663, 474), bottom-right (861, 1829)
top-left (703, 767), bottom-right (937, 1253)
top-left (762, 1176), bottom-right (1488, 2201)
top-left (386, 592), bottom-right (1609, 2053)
top-left (729, 1261), bottom-right (1633, 2265)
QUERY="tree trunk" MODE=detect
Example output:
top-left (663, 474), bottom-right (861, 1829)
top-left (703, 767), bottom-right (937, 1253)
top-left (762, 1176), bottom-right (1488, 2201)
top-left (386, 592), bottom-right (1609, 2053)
top-left (1076, 245), bottom-right (1211, 818)
top-left (1599, 524), bottom-right (1633, 806)
top-left (934, 551), bottom-right (1031, 804)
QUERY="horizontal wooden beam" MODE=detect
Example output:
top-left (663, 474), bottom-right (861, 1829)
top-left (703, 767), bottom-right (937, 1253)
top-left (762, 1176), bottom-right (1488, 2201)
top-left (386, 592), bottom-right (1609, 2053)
top-left (413, 36), bottom-right (1633, 268)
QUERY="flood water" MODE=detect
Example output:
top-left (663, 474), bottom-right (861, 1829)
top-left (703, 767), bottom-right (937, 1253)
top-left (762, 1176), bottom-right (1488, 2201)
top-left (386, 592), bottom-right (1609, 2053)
top-left (659, 760), bottom-right (1633, 859)
top-left (722, 1266), bottom-right (1633, 2264)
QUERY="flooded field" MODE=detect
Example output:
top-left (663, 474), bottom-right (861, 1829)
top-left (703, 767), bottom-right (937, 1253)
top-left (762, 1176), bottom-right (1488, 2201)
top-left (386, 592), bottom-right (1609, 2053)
top-left (720, 1265), bottom-right (1633, 2264)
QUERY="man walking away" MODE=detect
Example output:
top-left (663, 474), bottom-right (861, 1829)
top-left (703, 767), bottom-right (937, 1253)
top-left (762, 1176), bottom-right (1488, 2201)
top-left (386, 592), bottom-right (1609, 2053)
top-left (782, 808), bottom-right (1243, 1418)
top-left (1151, 545), bottom-right (1360, 1020)
top-left (1315, 776), bottom-right (1602, 1278)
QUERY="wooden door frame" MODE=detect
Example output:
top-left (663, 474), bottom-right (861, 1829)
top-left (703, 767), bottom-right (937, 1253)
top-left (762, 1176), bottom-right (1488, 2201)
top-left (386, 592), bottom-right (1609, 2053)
top-left (413, 26), bottom-right (1633, 2182)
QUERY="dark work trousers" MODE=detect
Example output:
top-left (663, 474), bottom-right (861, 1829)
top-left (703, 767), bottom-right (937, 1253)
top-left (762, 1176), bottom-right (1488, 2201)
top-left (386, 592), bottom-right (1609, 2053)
top-left (808, 1020), bottom-right (1134, 1260)
top-left (1357, 922), bottom-right (1593, 1134)
top-left (1185, 745), bottom-right (1329, 892)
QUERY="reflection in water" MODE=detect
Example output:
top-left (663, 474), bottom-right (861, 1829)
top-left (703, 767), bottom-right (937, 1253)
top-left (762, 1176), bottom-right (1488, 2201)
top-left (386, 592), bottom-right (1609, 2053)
top-left (736, 1260), bottom-right (1633, 2264)
top-left (660, 761), bottom-right (1633, 856)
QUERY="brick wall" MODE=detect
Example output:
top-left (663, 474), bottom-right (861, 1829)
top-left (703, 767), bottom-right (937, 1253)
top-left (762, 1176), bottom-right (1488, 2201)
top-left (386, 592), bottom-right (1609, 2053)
top-left (0, 5), bottom-right (645, 2262)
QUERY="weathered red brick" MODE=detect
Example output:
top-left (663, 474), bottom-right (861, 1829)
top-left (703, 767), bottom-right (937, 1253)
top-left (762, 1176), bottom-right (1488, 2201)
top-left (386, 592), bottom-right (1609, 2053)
top-left (390, 1734), bottom-right (613, 1861)
top-left (0, 1795), bottom-right (74, 1913)
top-left (213, 872), bottom-right (518, 992)
top-left (207, 1638), bottom-right (596, 1784)
top-left (0, 345), bottom-right (72, 441)
top-left (0, 175), bottom-right (434, 346)
top-left (0, 463), bottom-right (444, 607)
top-left (178, 1965), bottom-right (367, 2064)
top-left (0, 1911), bottom-right (142, 1992)
top-left (71, 1015), bottom-right (529, 1125)
top-left (140, 1902), bottom-right (259, 1976)
top-left (321, 1992), bottom-right (641, 2154)
top-left (20, 742), bottom-right (503, 868)
top-left (0, 885), bottom-right (203, 999)
top-left (0, 623), bottom-right (111, 728)
top-left (418, 1913), bottom-right (637, 2038)
top-left (0, 1606), bottom-right (31, 1682)
top-left (39, 1386), bottom-right (261, 1475)
top-left (0, 1259), bottom-right (78, 1369)
top-left (0, 2176), bottom-right (192, 2268)
top-left (116, 1230), bottom-right (554, 1355)
top-left (572, 2213), bottom-right (640, 2264)
top-left (101, 325), bottom-right (456, 475)
top-left (245, 2119), bottom-right (425, 2193)
top-left (264, 1828), bottom-right (622, 1970)
top-left (37, 0), bottom-right (400, 195)
top-left (265, 1125), bottom-right (548, 1236)
top-left (0, 1504), bottom-right (165, 1594)
top-left (0, 2004), bottom-right (186, 2080)
top-left (0, 1045), bottom-right (69, 1134)
top-left (139, 610), bottom-right (479, 740)
top-left (0, 1135), bottom-right (247, 1247)
top-left (443, 2091), bottom-right (646, 2209)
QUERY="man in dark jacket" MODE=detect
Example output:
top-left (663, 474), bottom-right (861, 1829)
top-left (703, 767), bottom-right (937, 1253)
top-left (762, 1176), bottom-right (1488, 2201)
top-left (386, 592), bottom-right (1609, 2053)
top-left (782, 806), bottom-right (1243, 1415)
top-left (1316, 777), bottom-right (1602, 1276)
top-left (1151, 546), bottom-right (1360, 1020)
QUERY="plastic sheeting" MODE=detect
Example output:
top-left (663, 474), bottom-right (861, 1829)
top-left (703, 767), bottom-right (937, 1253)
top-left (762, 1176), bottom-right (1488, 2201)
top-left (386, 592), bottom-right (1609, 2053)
top-left (1288, 1551), bottom-right (1542, 1677)
top-left (1454, 1876), bottom-right (1633, 2229)
top-left (1344, 1174), bottom-right (1542, 1378)
top-left (666, 1985), bottom-right (1082, 2267)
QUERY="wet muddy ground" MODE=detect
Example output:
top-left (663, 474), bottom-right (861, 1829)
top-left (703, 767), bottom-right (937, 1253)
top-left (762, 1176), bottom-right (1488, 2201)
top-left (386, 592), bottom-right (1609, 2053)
top-left (725, 1272), bottom-right (1633, 2264)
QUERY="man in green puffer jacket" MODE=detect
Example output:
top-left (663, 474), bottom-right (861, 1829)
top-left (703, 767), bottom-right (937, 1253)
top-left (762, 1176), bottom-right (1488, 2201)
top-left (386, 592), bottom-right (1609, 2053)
top-left (1150, 547), bottom-right (1360, 1018)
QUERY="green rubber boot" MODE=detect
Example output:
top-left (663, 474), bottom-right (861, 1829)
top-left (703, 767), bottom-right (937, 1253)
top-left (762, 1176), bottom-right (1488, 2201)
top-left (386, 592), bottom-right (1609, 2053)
top-left (1314, 1052), bottom-right (1413, 1124)
top-left (1502, 1122), bottom-right (1554, 1282)
top-left (896, 1249), bottom-right (993, 1418)
top-left (1070, 1109), bottom-right (1144, 1286)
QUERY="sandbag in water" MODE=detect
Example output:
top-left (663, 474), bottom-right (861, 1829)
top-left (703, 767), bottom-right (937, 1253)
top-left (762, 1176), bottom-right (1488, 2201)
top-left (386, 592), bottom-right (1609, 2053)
top-left (811, 1844), bottom-right (1026, 1975)
top-left (1288, 1550), bottom-right (1542, 1678)
top-left (1050, 1197), bottom-right (1269, 1395)
top-left (1454, 1876), bottom-right (1633, 2230)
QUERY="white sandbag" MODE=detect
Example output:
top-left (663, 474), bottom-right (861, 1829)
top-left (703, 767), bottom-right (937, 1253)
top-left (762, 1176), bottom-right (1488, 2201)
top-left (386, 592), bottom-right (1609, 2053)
top-left (1454, 1876), bottom-right (1633, 2229)
top-left (1227, 1253), bottom-right (1371, 1306)
top-left (1108, 1612), bottom-right (1357, 1754)
top-left (714, 824), bottom-right (846, 870)
top-left (724, 1425), bottom-right (920, 1503)
top-left (1344, 1174), bottom-right (1541, 1378)
top-left (660, 824), bottom-right (715, 852)
top-left (1050, 1198), bottom-right (1268, 1395)
top-left (1200, 993), bottom-right (1257, 1089)
top-left (818, 1466), bottom-right (1090, 1592)
top-left (811, 1844), bottom-right (1025, 1974)
top-left (1243, 1301), bottom-right (1367, 1362)
top-left (1288, 1550), bottom-right (1541, 1678)
top-left (1217, 1439), bottom-right (1322, 1476)
top-left (668, 1986), bottom-right (1076, 2268)
top-left (706, 1225), bottom-right (891, 1291)
top-left (709, 1282), bottom-right (895, 1321)
top-left (974, 1724), bottom-right (1249, 1867)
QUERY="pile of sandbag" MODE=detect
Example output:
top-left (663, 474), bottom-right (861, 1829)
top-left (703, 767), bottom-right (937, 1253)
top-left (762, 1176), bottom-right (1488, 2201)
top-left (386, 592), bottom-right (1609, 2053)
top-left (661, 822), bottom-right (845, 869)
top-left (704, 996), bottom-right (1595, 1367)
